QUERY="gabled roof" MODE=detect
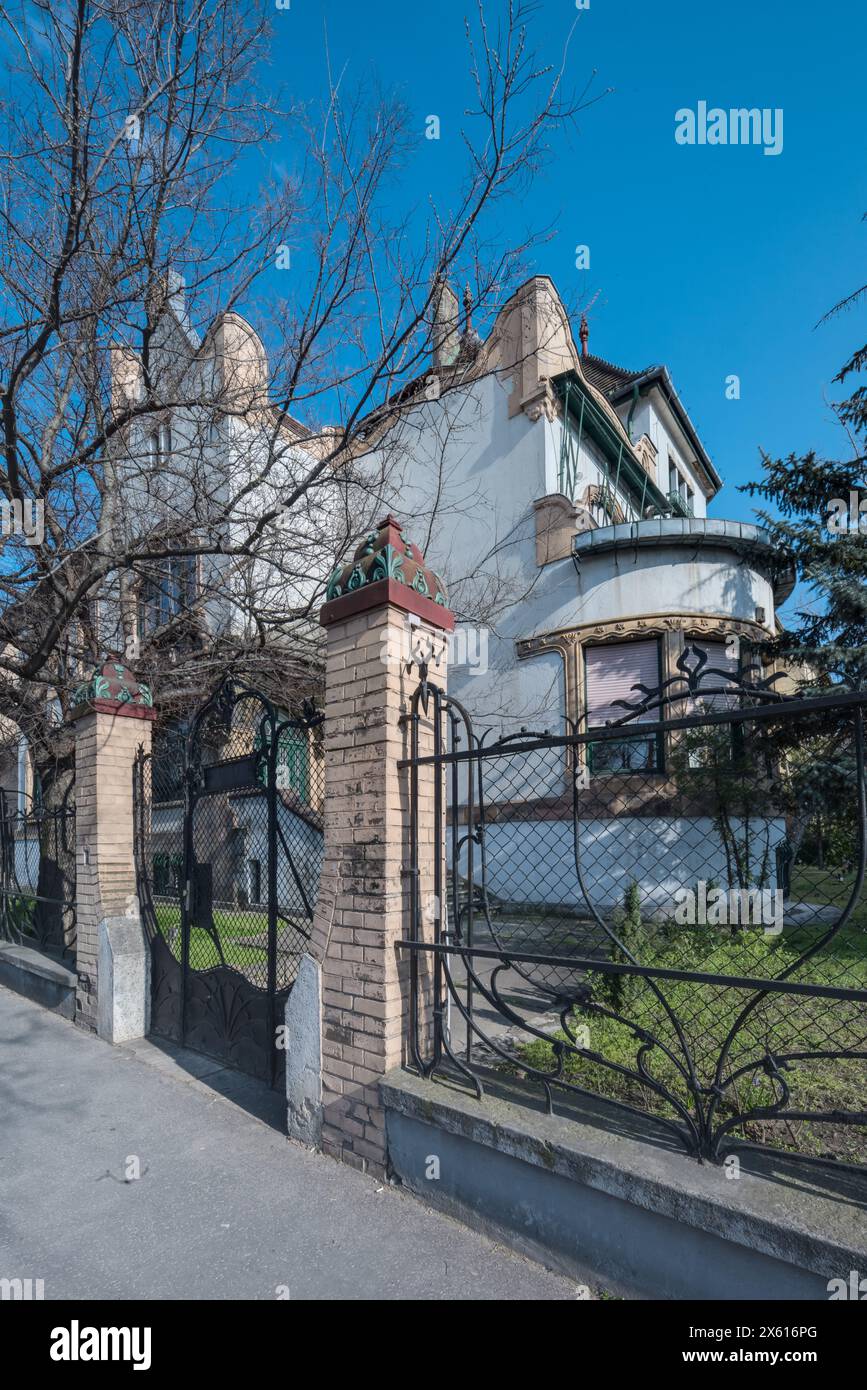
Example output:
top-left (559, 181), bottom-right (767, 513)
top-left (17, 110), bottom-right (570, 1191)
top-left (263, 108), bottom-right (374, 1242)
top-left (579, 352), bottom-right (722, 497)
top-left (605, 364), bottom-right (722, 495)
top-left (580, 352), bottom-right (648, 396)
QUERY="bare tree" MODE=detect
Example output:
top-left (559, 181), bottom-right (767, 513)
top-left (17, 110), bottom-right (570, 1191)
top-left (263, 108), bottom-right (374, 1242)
top-left (0, 0), bottom-right (593, 863)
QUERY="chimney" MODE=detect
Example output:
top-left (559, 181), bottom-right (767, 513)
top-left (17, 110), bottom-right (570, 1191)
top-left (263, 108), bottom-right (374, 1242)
top-left (165, 269), bottom-right (186, 321)
top-left (146, 267), bottom-right (192, 336)
top-left (109, 345), bottom-right (143, 415)
top-left (432, 277), bottom-right (460, 368)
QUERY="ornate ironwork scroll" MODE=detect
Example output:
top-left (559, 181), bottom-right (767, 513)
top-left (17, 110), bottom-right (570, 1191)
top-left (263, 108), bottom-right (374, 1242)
top-left (0, 786), bottom-right (76, 962)
top-left (400, 648), bottom-right (867, 1171)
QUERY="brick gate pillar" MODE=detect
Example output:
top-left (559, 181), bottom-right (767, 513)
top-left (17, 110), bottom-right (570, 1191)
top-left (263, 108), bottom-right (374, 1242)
top-left (288, 515), bottom-right (453, 1178)
top-left (69, 661), bottom-right (155, 1037)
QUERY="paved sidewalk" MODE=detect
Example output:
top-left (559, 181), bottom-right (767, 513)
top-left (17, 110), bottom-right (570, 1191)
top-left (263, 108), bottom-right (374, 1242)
top-left (0, 987), bottom-right (575, 1300)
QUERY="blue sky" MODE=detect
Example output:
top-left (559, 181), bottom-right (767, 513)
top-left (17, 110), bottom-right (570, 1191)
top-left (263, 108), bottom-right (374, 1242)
top-left (263, 1), bottom-right (865, 563)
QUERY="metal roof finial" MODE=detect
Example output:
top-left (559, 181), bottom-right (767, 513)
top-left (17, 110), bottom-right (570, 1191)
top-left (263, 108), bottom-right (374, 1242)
top-left (579, 313), bottom-right (589, 357)
top-left (463, 283), bottom-right (473, 333)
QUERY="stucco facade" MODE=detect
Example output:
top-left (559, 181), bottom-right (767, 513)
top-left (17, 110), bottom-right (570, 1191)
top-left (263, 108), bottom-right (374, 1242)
top-left (350, 276), bottom-right (797, 909)
top-left (356, 275), bottom-right (794, 735)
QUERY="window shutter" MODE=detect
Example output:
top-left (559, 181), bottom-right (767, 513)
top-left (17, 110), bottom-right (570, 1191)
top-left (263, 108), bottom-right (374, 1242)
top-left (692, 640), bottom-right (740, 710)
top-left (584, 640), bottom-right (661, 727)
top-left (270, 728), bottom-right (310, 800)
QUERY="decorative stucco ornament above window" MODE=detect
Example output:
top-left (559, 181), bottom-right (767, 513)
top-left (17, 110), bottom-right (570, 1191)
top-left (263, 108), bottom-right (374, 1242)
top-left (70, 660), bottom-right (156, 721)
top-left (321, 514), bottom-right (454, 630)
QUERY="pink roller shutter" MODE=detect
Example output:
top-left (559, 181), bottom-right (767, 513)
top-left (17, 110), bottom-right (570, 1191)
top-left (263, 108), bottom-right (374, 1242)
top-left (584, 640), bottom-right (661, 727)
top-left (691, 640), bottom-right (739, 710)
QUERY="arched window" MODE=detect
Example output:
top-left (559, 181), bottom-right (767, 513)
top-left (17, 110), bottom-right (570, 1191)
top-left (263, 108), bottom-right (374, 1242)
top-left (147, 421), bottom-right (172, 463)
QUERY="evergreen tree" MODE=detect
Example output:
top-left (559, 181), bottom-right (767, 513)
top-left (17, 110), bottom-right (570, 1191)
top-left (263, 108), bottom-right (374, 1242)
top-left (741, 246), bottom-right (867, 690)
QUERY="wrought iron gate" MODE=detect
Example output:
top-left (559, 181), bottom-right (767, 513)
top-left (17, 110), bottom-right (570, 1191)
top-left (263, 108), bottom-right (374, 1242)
top-left (134, 680), bottom-right (324, 1087)
top-left (0, 786), bottom-right (76, 963)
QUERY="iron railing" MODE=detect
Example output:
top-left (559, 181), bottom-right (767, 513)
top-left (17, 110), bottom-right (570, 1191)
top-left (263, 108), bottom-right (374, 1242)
top-left (0, 786), bottom-right (76, 962)
top-left (400, 647), bottom-right (867, 1172)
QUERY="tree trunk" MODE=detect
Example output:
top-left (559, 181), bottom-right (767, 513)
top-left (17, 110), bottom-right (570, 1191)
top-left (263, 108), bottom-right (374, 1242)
top-left (786, 810), bottom-right (810, 873)
top-left (816, 815), bottom-right (825, 870)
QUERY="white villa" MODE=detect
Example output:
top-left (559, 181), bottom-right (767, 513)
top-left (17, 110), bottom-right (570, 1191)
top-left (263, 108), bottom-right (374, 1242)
top-left (354, 275), bottom-right (797, 911)
top-left (1, 272), bottom-right (796, 915)
top-left (365, 275), bottom-right (794, 741)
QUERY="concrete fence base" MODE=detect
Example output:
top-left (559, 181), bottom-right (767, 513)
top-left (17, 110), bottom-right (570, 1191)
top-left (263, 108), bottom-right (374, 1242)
top-left (381, 1068), bottom-right (867, 1300)
top-left (97, 915), bottom-right (150, 1044)
top-left (285, 954), bottom-right (323, 1146)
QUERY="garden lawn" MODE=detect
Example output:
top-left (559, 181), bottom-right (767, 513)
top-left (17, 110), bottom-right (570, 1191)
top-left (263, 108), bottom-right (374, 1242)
top-left (154, 902), bottom-right (269, 970)
top-left (518, 871), bottom-right (867, 1164)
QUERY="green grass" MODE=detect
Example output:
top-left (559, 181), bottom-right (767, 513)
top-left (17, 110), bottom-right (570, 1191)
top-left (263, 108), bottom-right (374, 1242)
top-left (154, 903), bottom-right (269, 970)
top-left (517, 870), bottom-right (867, 1164)
top-left (1, 892), bottom-right (37, 938)
top-left (790, 864), bottom-right (867, 931)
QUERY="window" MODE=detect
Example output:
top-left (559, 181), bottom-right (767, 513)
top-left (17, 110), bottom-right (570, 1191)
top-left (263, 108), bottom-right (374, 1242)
top-left (153, 852), bottom-right (182, 897)
top-left (275, 730), bottom-right (310, 798)
top-left (151, 721), bottom-right (187, 803)
top-left (689, 639), bottom-right (741, 712)
top-left (669, 454), bottom-right (695, 514)
top-left (584, 639), bottom-right (662, 774)
top-left (247, 859), bottom-right (262, 906)
top-left (256, 723), bottom-right (311, 800)
top-left (684, 639), bottom-right (744, 768)
top-left (138, 555), bottom-right (198, 636)
top-left (147, 422), bottom-right (172, 463)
